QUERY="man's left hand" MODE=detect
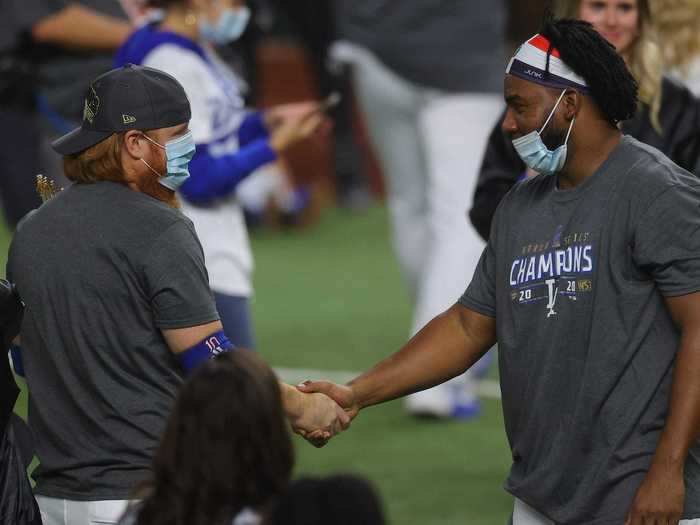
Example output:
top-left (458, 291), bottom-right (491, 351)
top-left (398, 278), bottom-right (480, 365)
top-left (625, 461), bottom-right (685, 525)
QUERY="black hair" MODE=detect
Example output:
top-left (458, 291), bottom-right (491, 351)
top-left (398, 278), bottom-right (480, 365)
top-left (541, 17), bottom-right (638, 126)
top-left (135, 351), bottom-right (294, 525)
top-left (263, 474), bottom-right (386, 525)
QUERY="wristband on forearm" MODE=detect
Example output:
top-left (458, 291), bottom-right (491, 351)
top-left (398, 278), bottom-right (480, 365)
top-left (178, 330), bottom-right (235, 374)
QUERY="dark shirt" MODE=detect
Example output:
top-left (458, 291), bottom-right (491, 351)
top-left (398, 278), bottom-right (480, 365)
top-left (462, 136), bottom-right (700, 523)
top-left (7, 182), bottom-right (219, 500)
top-left (335, 0), bottom-right (506, 93)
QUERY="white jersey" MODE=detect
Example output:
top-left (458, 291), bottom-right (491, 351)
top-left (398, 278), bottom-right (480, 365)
top-left (143, 44), bottom-right (253, 297)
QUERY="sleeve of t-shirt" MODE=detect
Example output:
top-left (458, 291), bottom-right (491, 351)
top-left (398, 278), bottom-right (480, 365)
top-left (143, 45), bottom-right (213, 144)
top-left (633, 181), bottom-right (700, 297)
top-left (143, 220), bottom-right (220, 329)
top-left (458, 202), bottom-right (503, 318)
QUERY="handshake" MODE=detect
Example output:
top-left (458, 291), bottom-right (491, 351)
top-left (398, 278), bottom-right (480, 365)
top-left (282, 380), bottom-right (359, 448)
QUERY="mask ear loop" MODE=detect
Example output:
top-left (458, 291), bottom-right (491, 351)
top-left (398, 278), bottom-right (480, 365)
top-left (563, 115), bottom-right (575, 146)
top-left (539, 89), bottom-right (568, 134)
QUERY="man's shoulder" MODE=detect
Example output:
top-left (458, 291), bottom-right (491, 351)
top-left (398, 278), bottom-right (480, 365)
top-left (621, 136), bottom-right (700, 196)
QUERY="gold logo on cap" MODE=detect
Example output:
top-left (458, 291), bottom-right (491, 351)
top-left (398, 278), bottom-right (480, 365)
top-left (83, 86), bottom-right (100, 124)
top-left (122, 114), bottom-right (136, 124)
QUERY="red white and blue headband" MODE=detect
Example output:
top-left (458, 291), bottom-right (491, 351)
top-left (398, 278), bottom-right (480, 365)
top-left (506, 34), bottom-right (589, 93)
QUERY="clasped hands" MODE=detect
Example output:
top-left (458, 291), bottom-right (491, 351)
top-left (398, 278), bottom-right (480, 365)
top-left (284, 380), bottom-right (358, 448)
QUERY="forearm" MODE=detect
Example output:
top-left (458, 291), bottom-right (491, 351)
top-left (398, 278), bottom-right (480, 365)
top-left (33, 4), bottom-right (131, 51)
top-left (280, 382), bottom-right (303, 420)
top-left (181, 141), bottom-right (277, 204)
top-left (653, 330), bottom-right (700, 470)
top-left (349, 304), bottom-right (495, 410)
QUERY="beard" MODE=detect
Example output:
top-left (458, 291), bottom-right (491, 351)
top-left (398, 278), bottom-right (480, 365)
top-left (137, 156), bottom-right (180, 209)
top-left (539, 119), bottom-right (568, 152)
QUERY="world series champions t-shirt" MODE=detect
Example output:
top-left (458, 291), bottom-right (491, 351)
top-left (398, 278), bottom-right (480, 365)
top-left (460, 136), bottom-right (700, 524)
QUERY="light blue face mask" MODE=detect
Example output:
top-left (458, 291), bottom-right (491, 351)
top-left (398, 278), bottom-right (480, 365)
top-left (200, 6), bottom-right (251, 45)
top-left (511, 89), bottom-right (576, 176)
top-left (141, 131), bottom-right (196, 191)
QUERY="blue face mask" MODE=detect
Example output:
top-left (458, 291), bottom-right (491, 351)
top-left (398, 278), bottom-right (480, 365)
top-left (511, 89), bottom-right (575, 176)
top-left (141, 131), bottom-right (196, 191)
top-left (200, 6), bottom-right (251, 45)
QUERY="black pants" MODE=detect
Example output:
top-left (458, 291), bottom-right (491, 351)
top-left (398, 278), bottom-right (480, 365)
top-left (0, 107), bottom-right (42, 228)
top-left (0, 415), bottom-right (42, 524)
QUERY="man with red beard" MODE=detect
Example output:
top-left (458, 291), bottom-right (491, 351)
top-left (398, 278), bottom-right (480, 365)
top-left (6, 64), bottom-right (347, 525)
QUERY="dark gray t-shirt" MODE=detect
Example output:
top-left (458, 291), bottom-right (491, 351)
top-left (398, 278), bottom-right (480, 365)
top-left (335, 0), bottom-right (506, 93)
top-left (7, 182), bottom-right (219, 500)
top-left (460, 136), bottom-right (700, 524)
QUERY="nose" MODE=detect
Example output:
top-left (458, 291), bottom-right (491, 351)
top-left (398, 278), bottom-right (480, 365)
top-left (604, 7), bottom-right (618, 28)
top-left (501, 108), bottom-right (518, 137)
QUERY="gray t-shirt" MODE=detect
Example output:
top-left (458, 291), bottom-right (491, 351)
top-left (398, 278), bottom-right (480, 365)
top-left (335, 0), bottom-right (506, 93)
top-left (15, 0), bottom-right (126, 123)
top-left (7, 181), bottom-right (219, 500)
top-left (460, 136), bottom-right (700, 524)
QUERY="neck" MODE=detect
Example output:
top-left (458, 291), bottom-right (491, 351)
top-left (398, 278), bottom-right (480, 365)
top-left (160, 6), bottom-right (201, 41)
top-left (557, 125), bottom-right (622, 190)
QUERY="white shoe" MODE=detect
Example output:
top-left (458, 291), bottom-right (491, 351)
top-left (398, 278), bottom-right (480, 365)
top-left (405, 374), bottom-right (480, 420)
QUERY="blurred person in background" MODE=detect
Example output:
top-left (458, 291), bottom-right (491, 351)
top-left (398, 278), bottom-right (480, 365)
top-left (652, 0), bottom-right (700, 96)
top-left (115, 0), bottom-right (328, 348)
top-left (119, 351), bottom-right (294, 525)
top-left (267, 0), bottom-right (370, 209)
top-left (17, 0), bottom-right (132, 187)
top-left (8, 65), bottom-right (346, 525)
top-left (332, 0), bottom-right (507, 420)
top-left (264, 474), bottom-right (386, 525)
top-left (0, 0), bottom-right (43, 229)
top-left (471, 0), bottom-right (700, 241)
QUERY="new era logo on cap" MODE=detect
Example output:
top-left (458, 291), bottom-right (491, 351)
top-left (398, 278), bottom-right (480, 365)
top-left (122, 114), bottom-right (137, 124)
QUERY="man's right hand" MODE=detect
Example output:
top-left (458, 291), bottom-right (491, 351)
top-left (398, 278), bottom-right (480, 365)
top-left (297, 380), bottom-right (360, 420)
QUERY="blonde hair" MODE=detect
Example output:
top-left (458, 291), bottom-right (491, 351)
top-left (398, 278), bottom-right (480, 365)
top-left (63, 133), bottom-right (126, 184)
top-left (651, 0), bottom-right (700, 74)
top-left (554, 0), bottom-right (664, 131)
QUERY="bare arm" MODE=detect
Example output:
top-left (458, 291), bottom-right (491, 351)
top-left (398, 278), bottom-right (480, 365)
top-left (350, 304), bottom-right (496, 410)
top-left (655, 293), bottom-right (700, 473)
top-left (161, 321), bottom-right (223, 354)
top-left (32, 3), bottom-right (131, 51)
top-left (626, 292), bottom-right (700, 525)
top-left (161, 321), bottom-right (349, 443)
top-left (299, 304), bottom-right (496, 419)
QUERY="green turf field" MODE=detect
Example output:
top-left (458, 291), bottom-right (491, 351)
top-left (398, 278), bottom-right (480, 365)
top-left (4, 206), bottom-right (513, 524)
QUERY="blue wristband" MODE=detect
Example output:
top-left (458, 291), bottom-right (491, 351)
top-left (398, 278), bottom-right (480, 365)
top-left (178, 330), bottom-right (235, 374)
top-left (9, 344), bottom-right (24, 377)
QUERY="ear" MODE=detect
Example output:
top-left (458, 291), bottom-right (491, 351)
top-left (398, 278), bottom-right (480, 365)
top-left (123, 130), bottom-right (148, 160)
top-left (563, 90), bottom-right (582, 121)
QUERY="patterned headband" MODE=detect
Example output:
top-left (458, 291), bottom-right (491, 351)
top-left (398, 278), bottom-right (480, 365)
top-left (506, 34), bottom-right (589, 93)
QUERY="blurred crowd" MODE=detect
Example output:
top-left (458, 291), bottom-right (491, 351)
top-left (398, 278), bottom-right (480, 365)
top-left (2, 0), bottom-right (700, 523)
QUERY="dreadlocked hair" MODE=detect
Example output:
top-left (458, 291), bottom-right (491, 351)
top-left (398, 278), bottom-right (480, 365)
top-left (540, 17), bottom-right (638, 127)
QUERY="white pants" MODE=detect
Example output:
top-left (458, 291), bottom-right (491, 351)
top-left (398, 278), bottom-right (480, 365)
top-left (513, 498), bottom-right (700, 525)
top-left (337, 44), bottom-right (500, 333)
top-left (334, 43), bottom-right (501, 413)
top-left (36, 496), bottom-right (132, 525)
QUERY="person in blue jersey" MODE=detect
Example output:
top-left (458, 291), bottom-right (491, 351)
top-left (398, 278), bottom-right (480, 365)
top-left (115, 0), bottom-right (326, 349)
